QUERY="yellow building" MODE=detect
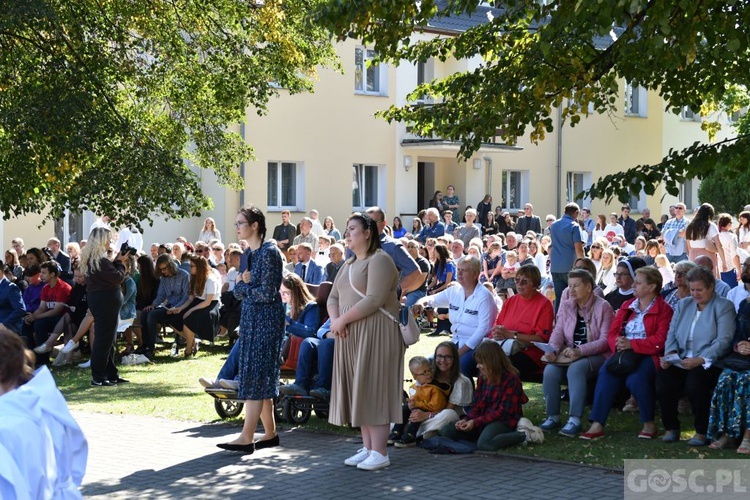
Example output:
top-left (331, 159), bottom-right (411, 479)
top-left (0, 13), bottom-right (737, 250)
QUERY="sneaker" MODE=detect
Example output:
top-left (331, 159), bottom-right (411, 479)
top-left (90, 379), bottom-right (113, 387)
top-left (394, 434), bottom-right (417, 448)
top-left (357, 450), bottom-right (390, 471)
top-left (622, 396), bottom-right (639, 412)
top-left (539, 418), bottom-right (561, 431)
top-left (170, 343), bottom-right (179, 357)
top-left (33, 344), bottom-right (53, 354)
top-left (61, 340), bottom-right (79, 354)
top-left (218, 379), bottom-right (239, 390)
top-left (309, 388), bottom-right (330, 401)
top-left (559, 421), bottom-right (582, 438)
top-left (344, 447), bottom-right (370, 467)
top-left (78, 360), bottom-right (91, 369)
top-left (278, 383), bottom-right (308, 396)
top-left (199, 377), bottom-right (218, 388)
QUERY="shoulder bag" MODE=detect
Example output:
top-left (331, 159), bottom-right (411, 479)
top-left (348, 265), bottom-right (420, 346)
top-left (715, 352), bottom-right (750, 372)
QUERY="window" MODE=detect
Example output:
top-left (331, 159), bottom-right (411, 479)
top-left (267, 161), bottom-right (301, 210)
top-left (416, 59), bottom-right (434, 104)
top-left (352, 164), bottom-right (380, 210)
top-left (681, 106), bottom-right (701, 122)
top-left (628, 188), bottom-right (647, 212)
top-left (500, 170), bottom-right (529, 210)
top-left (680, 179), bottom-right (698, 211)
top-left (566, 172), bottom-right (592, 205)
top-left (54, 209), bottom-right (84, 244)
top-left (624, 81), bottom-right (647, 117)
top-left (355, 47), bottom-right (387, 95)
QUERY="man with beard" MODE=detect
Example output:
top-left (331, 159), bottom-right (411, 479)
top-left (727, 256), bottom-right (750, 311)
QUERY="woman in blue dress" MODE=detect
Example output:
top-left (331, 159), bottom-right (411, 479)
top-left (218, 206), bottom-right (285, 454)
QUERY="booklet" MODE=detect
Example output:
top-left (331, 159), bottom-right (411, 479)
top-left (661, 353), bottom-right (687, 369)
top-left (531, 341), bottom-right (557, 354)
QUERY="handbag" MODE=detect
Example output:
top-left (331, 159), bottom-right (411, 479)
top-left (348, 266), bottom-right (420, 346)
top-left (496, 338), bottom-right (524, 356)
top-left (715, 352), bottom-right (750, 372)
top-left (605, 309), bottom-right (645, 375)
top-left (541, 351), bottom-right (577, 366)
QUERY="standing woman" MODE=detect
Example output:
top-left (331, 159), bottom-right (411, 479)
top-left (80, 227), bottom-right (128, 387)
top-left (737, 211), bottom-right (750, 258)
top-left (218, 206), bottom-right (285, 453)
top-left (686, 203), bottom-right (724, 275)
top-left (328, 214), bottom-right (403, 471)
top-left (198, 217), bottom-right (221, 243)
top-left (717, 213), bottom-right (741, 289)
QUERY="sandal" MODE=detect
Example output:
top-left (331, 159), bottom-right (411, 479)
top-left (738, 438), bottom-right (750, 455)
top-left (709, 435), bottom-right (735, 450)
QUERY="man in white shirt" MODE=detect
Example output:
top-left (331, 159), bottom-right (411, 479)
top-left (727, 258), bottom-right (750, 311)
top-left (217, 249), bottom-right (243, 338)
top-left (450, 239), bottom-right (466, 267)
top-left (412, 256), bottom-right (498, 377)
top-left (308, 209), bottom-right (326, 237)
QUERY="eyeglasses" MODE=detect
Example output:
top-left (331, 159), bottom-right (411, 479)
top-left (158, 265), bottom-right (167, 272)
top-left (412, 370), bottom-right (431, 377)
top-left (212, 247), bottom-right (222, 251)
top-left (591, 245), bottom-right (602, 249)
top-left (614, 272), bottom-right (631, 278)
top-left (675, 271), bottom-right (687, 277)
top-left (515, 278), bottom-right (531, 286)
top-left (435, 354), bottom-right (454, 360)
top-left (675, 207), bottom-right (685, 210)
top-left (234, 221), bottom-right (249, 228)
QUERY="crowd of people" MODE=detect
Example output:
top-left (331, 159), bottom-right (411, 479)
top-left (3, 194), bottom-right (750, 482)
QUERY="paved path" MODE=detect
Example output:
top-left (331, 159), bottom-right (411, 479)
top-left (76, 411), bottom-right (623, 499)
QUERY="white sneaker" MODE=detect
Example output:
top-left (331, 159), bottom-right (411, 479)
top-left (344, 447), bottom-right (370, 467)
top-left (78, 360), bottom-right (91, 369)
top-left (198, 377), bottom-right (217, 388)
top-left (357, 450), bottom-right (390, 471)
top-left (218, 379), bottom-right (239, 390)
top-left (61, 340), bottom-right (79, 354)
top-left (33, 344), bottom-right (52, 354)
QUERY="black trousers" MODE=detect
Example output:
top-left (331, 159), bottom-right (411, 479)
top-left (88, 287), bottom-right (123, 383)
top-left (656, 364), bottom-right (721, 435)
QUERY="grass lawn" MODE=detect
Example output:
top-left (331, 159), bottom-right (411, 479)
top-left (55, 332), bottom-right (738, 469)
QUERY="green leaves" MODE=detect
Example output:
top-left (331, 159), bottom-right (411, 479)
top-left (0, 0), bottom-right (337, 227)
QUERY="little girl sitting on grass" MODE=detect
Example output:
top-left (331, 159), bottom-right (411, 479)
top-left (439, 341), bottom-right (528, 451)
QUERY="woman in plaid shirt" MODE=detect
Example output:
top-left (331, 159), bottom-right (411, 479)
top-left (439, 341), bottom-right (528, 450)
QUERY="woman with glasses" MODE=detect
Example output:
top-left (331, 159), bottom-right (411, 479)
top-left (588, 240), bottom-right (604, 271)
top-left (490, 264), bottom-right (554, 381)
top-left (604, 257), bottom-right (647, 312)
top-left (595, 248), bottom-right (617, 294)
top-left (662, 260), bottom-right (697, 309)
top-left (391, 341), bottom-right (475, 442)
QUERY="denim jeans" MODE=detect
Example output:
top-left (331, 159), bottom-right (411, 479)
top-left (217, 340), bottom-right (240, 381)
top-left (404, 289), bottom-right (426, 308)
top-left (551, 272), bottom-right (570, 313)
top-left (295, 337), bottom-right (335, 390)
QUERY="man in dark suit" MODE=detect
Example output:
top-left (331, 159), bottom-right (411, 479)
top-left (46, 238), bottom-right (73, 285)
top-left (294, 243), bottom-right (324, 286)
top-left (514, 203), bottom-right (542, 236)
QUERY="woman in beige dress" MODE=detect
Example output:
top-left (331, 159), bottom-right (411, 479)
top-left (328, 213), bottom-right (404, 471)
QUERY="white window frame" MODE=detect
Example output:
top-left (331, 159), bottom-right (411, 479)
top-left (628, 188), bottom-right (647, 212)
top-left (354, 46), bottom-right (388, 96)
top-left (415, 58), bottom-right (435, 104)
top-left (565, 171), bottom-right (592, 206)
top-left (267, 161), bottom-right (305, 211)
top-left (352, 163), bottom-right (385, 211)
top-left (680, 106), bottom-right (701, 122)
top-left (624, 81), bottom-right (647, 117)
top-left (500, 170), bottom-right (530, 211)
top-left (680, 178), bottom-right (699, 211)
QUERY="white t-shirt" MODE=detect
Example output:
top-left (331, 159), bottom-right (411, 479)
top-left (688, 222), bottom-right (719, 249)
top-left (604, 223), bottom-right (624, 242)
top-left (197, 271), bottom-right (221, 300)
top-left (225, 268), bottom-right (238, 292)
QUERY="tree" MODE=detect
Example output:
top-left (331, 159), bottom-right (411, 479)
top-left (316, 0), bottom-right (750, 204)
top-left (0, 0), bottom-right (337, 227)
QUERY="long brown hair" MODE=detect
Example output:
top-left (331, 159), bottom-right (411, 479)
top-left (282, 273), bottom-right (315, 320)
top-left (189, 255), bottom-right (210, 296)
top-left (0, 331), bottom-right (34, 390)
top-left (432, 341), bottom-right (460, 385)
top-left (473, 341), bottom-right (518, 384)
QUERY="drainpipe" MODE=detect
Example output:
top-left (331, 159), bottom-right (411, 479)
top-left (556, 106), bottom-right (563, 213)
top-left (239, 123), bottom-right (246, 207)
top-left (484, 156), bottom-right (493, 197)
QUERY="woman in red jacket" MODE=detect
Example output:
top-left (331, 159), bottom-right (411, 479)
top-left (581, 266), bottom-right (673, 440)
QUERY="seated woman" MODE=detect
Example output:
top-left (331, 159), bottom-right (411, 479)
top-left (541, 269), bottom-right (614, 437)
top-left (708, 298), bottom-right (750, 453)
top-left (559, 258), bottom-right (605, 302)
top-left (401, 341), bottom-right (474, 440)
top-left (281, 273), bottom-right (320, 340)
top-left (581, 267), bottom-right (673, 440)
top-left (661, 260), bottom-right (696, 309)
top-left (0, 331), bottom-right (87, 499)
top-left (657, 266), bottom-right (735, 445)
top-left (490, 264), bottom-right (554, 381)
top-left (439, 341), bottom-right (528, 451)
top-left (175, 254), bottom-right (221, 357)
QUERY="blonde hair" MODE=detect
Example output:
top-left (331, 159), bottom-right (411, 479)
top-left (80, 227), bottom-right (111, 276)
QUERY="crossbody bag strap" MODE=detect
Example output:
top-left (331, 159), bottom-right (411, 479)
top-left (347, 264), bottom-right (399, 324)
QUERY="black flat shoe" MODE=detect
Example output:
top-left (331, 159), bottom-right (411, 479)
top-left (217, 442), bottom-right (255, 454)
top-left (254, 435), bottom-right (279, 450)
top-left (91, 380), bottom-right (113, 387)
top-left (109, 377), bottom-right (130, 384)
